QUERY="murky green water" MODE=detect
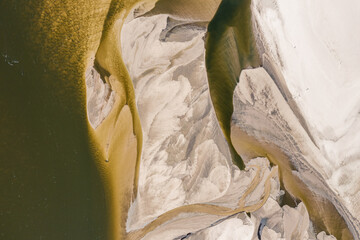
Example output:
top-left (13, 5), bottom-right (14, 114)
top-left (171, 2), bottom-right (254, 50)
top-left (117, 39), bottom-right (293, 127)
top-left (205, 0), bottom-right (260, 170)
top-left (0, 1), bottom-right (109, 239)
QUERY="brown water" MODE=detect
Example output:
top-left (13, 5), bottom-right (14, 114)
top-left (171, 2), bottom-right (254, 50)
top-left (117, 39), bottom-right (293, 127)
top-left (0, 0), bottom-right (355, 239)
top-left (205, 0), bottom-right (354, 238)
top-left (205, 0), bottom-right (260, 170)
top-left (0, 1), bottom-right (112, 239)
top-left (0, 0), bottom-right (154, 238)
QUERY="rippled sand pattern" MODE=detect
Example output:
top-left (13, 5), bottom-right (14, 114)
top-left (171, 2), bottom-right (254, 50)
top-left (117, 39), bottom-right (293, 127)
top-left (1, 0), bottom-right (357, 239)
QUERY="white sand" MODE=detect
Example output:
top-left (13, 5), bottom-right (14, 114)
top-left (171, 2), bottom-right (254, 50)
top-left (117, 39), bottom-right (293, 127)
top-left (121, 14), bottom-right (235, 230)
top-left (85, 64), bottom-right (116, 129)
top-left (121, 12), bottom-right (227, 235)
top-left (83, 1), bottom-right (359, 237)
top-left (232, 66), bottom-right (359, 238)
top-left (251, 0), bottom-right (360, 218)
top-left (120, 13), bottom-right (337, 239)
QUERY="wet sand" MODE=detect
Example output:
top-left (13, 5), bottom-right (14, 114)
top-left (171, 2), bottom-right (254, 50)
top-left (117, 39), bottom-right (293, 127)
top-left (144, 0), bottom-right (221, 21)
top-left (126, 165), bottom-right (276, 239)
top-left (231, 126), bottom-right (353, 239)
top-left (0, 0), bottom-right (153, 238)
top-left (88, 1), bottom-right (154, 238)
top-left (230, 66), bottom-right (354, 239)
top-left (3, 0), bottom-right (356, 239)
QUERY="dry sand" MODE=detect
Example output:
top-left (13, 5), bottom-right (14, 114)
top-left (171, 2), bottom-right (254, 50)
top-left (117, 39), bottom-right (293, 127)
top-left (231, 66), bottom-right (356, 239)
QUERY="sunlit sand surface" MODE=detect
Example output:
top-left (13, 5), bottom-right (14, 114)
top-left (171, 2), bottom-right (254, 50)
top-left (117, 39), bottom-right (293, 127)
top-left (2, 0), bottom-right (359, 239)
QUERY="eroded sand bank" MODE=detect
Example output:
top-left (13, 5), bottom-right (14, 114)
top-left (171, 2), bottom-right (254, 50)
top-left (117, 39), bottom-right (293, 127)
top-left (231, 66), bottom-right (356, 239)
top-left (83, 0), bottom-right (359, 239)
top-left (251, 0), bottom-right (360, 227)
top-left (104, 5), bottom-right (343, 239)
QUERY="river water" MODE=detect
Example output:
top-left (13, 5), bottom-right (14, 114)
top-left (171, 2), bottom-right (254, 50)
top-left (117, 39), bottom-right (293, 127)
top-left (0, 0), bottom-right (354, 239)
top-left (0, 1), bottom-right (110, 239)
